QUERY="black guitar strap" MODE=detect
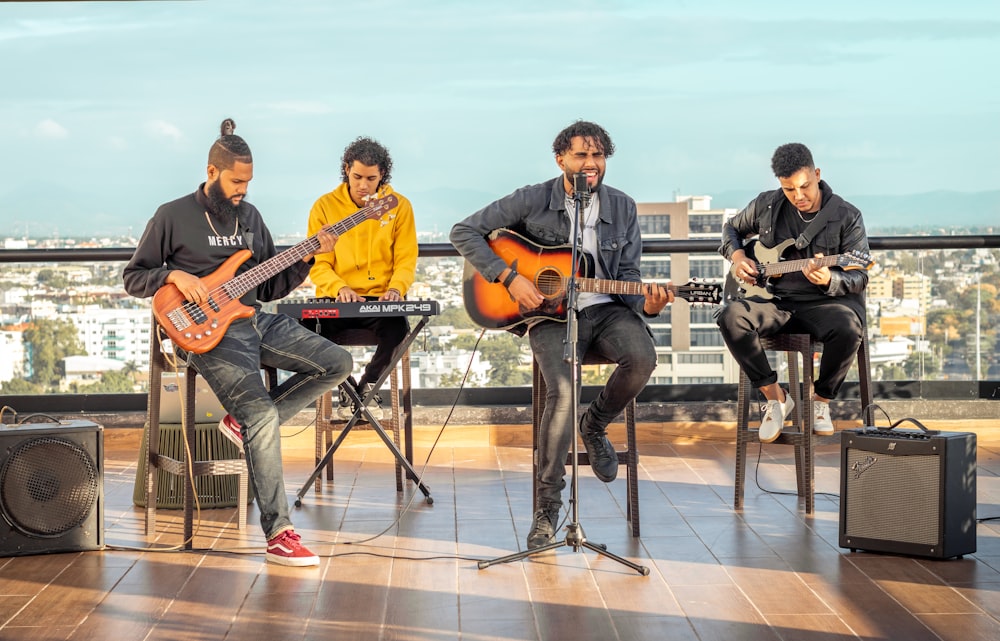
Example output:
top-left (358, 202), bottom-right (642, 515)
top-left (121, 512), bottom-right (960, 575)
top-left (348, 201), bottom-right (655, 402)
top-left (793, 194), bottom-right (843, 250)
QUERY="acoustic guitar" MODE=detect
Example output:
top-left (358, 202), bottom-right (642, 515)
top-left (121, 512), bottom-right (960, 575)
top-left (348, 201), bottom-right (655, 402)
top-left (462, 228), bottom-right (723, 330)
top-left (728, 237), bottom-right (875, 300)
top-left (152, 193), bottom-right (398, 353)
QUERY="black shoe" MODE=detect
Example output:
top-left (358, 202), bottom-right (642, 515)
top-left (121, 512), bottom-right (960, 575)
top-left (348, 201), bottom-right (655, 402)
top-left (580, 422), bottom-right (619, 483)
top-left (526, 504), bottom-right (561, 550)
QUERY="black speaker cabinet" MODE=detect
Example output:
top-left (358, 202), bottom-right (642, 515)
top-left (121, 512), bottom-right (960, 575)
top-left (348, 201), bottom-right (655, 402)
top-left (839, 427), bottom-right (976, 559)
top-left (0, 420), bottom-right (104, 557)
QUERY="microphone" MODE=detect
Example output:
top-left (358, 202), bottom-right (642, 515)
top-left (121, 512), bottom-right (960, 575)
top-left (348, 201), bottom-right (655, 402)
top-left (572, 172), bottom-right (591, 204)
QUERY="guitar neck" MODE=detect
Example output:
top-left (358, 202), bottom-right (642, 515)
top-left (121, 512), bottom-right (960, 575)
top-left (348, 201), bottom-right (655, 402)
top-left (575, 278), bottom-right (685, 299)
top-left (226, 205), bottom-right (381, 299)
top-left (760, 254), bottom-right (841, 277)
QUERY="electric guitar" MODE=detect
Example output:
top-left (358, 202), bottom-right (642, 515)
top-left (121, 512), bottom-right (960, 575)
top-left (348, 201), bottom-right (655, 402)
top-left (728, 237), bottom-right (875, 300)
top-left (462, 228), bottom-right (723, 330)
top-left (152, 193), bottom-right (398, 354)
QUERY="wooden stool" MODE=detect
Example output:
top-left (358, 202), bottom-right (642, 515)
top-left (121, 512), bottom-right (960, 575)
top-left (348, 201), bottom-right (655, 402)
top-left (144, 317), bottom-right (276, 548)
top-left (734, 331), bottom-right (873, 513)
top-left (531, 353), bottom-right (640, 537)
top-left (312, 328), bottom-right (411, 492)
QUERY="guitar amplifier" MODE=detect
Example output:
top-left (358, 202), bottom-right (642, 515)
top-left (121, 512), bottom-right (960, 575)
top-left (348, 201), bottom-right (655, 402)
top-left (0, 420), bottom-right (104, 556)
top-left (839, 426), bottom-right (976, 559)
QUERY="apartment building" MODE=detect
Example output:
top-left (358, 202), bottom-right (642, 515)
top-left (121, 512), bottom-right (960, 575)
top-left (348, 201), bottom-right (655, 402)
top-left (637, 196), bottom-right (737, 384)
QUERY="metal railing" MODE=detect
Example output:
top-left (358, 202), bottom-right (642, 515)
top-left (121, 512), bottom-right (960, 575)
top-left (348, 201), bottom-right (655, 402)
top-left (2, 235), bottom-right (998, 417)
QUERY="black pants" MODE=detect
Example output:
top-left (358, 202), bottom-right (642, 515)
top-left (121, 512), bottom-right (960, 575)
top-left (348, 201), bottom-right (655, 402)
top-left (301, 314), bottom-right (409, 389)
top-left (716, 297), bottom-right (863, 400)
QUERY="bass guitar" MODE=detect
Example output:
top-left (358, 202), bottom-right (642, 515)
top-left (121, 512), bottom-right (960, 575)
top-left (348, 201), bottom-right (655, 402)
top-left (152, 193), bottom-right (398, 353)
top-left (728, 237), bottom-right (875, 300)
top-left (462, 228), bottom-right (723, 330)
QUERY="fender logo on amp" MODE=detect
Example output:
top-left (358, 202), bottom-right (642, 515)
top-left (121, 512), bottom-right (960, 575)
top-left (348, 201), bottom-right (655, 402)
top-left (850, 455), bottom-right (877, 479)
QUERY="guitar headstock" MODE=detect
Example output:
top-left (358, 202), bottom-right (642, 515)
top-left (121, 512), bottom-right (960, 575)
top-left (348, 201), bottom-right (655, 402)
top-left (362, 192), bottom-right (399, 222)
top-left (677, 280), bottom-right (724, 305)
top-left (837, 250), bottom-right (875, 271)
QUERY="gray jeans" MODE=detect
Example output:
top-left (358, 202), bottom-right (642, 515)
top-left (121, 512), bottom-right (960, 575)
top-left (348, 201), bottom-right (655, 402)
top-left (183, 311), bottom-right (352, 538)
top-left (529, 303), bottom-right (656, 506)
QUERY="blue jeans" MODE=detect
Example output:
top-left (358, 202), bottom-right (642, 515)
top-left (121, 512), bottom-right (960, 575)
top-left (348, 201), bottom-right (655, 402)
top-left (529, 303), bottom-right (657, 506)
top-left (183, 311), bottom-right (352, 539)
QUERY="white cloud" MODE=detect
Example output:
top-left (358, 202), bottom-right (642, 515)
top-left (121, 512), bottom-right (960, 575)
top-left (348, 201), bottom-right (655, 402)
top-left (147, 120), bottom-right (184, 142)
top-left (35, 119), bottom-right (68, 139)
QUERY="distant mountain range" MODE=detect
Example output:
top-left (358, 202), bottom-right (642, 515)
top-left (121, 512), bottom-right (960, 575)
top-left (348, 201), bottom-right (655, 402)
top-left (709, 189), bottom-right (1000, 233)
top-left (2, 183), bottom-right (997, 239)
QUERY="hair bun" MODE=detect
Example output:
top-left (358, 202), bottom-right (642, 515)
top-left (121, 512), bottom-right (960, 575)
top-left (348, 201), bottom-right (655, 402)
top-left (220, 118), bottom-right (236, 137)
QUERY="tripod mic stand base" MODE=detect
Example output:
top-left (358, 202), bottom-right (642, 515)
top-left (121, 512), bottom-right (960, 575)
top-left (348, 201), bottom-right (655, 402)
top-left (477, 523), bottom-right (650, 576)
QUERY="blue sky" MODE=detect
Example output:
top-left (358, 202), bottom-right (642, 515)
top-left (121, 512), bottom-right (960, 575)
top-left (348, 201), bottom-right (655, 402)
top-left (1, 0), bottom-right (998, 239)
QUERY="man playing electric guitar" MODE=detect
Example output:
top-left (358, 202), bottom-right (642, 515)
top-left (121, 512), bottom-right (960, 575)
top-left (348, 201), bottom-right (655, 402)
top-left (718, 142), bottom-right (870, 443)
top-left (451, 120), bottom-right (675, 550)
top-left (123, 120), bottom-right (353, 566)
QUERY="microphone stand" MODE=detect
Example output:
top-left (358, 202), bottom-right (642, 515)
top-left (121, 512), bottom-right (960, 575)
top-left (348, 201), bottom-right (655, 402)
top-left (478, 173), bottom-right (648, 575)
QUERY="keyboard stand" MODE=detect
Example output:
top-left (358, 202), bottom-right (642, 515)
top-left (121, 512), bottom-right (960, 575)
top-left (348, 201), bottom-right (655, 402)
top-left (293, 314), bottom-right (434, 506)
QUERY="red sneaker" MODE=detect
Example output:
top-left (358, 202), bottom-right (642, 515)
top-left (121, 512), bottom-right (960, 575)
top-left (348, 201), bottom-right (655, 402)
top-left (217, 414), bottom-right (243, 448)
top-left (265, 529), bottom-right (319, 567)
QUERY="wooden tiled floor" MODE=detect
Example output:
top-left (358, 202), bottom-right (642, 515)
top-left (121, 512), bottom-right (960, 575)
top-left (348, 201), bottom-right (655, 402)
top-left (2, 423), bottom-right (1000, 641)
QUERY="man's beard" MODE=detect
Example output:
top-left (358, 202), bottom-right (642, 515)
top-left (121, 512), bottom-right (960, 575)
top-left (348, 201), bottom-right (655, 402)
top-left (564, 169), bottom-right (603, 196)
top-left (206, 180), bottom-right (241, 225)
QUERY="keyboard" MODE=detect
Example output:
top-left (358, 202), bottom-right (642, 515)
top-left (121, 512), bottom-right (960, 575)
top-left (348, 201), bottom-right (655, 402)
top-left (276, 298), bottom-right (440, 319)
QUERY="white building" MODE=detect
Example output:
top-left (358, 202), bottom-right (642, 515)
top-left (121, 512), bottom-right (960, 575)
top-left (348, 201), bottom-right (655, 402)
top-left (65, 306), bottom-right (152, 369)
top-left (637, 196), bottom-right (737, 384)
top-left (62, 354), bottom-right (128, 390)
top-left (0, 330), bottom-right (25, 384)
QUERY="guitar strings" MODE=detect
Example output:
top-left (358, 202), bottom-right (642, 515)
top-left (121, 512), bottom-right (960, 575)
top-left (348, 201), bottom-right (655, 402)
top-left (174, 199), bottom-right (387, 321)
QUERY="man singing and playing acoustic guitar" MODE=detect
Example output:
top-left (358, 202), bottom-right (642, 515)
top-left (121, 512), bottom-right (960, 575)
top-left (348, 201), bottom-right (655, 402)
top-left (450, 120), bottom-right (674, 550)
top-left (717, 142), bottom-right (870, 444)
top-left (123, 119), bottom-right (353, 566)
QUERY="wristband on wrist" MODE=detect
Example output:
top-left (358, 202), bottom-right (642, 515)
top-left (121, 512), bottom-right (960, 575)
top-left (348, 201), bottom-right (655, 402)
top-left (501, 270), bottom-right (518, 289)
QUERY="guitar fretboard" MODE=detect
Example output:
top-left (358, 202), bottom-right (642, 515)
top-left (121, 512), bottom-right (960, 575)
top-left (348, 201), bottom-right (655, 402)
top-left (565, 277), bottom-right (709, 302)
top-left (225, 204), bottom-right (388, 299)
top-left (760, 255), bottom-right (841, 277)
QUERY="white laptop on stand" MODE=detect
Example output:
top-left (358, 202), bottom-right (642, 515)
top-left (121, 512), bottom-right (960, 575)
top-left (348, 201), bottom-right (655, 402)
top-left (157, 371), bottom-right (227, 424)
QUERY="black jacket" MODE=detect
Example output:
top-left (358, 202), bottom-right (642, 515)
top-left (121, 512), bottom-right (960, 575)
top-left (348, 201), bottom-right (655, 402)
top-left (719, 180), bottom-right (869, 318)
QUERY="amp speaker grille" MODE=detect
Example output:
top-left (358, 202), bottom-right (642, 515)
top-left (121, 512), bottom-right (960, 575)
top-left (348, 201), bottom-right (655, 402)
top-left (1, 436), bottom-right (100, 537)
top-left (843, 449), bottom-right (939, 545)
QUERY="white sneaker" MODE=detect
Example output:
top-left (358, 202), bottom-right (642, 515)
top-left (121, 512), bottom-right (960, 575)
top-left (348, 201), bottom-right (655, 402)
top-left (758, 392), bottom-right (794, 443)
top-left (813, 401), bottom-right (834, 436)
top-left (361, 382), bottom-right (384, 421)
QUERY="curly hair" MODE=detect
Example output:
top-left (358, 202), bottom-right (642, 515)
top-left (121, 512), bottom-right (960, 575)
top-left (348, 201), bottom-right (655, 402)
top-left (340, 136), bottom-right (393, 187)
top-left (551, 120), bottom-right (615, 158)
top-left (770, 143), bottom-right (814, 178)
top-left (208, 118), bottom-right (252, 170)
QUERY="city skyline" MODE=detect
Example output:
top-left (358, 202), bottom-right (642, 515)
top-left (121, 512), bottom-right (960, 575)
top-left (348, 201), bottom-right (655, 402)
top-left (1, 1), bottom-right (999, 238)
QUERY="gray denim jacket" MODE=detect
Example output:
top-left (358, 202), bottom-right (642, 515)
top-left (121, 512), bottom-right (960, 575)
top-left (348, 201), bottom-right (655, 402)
top-left (450, 177), bottom-right (649, 322)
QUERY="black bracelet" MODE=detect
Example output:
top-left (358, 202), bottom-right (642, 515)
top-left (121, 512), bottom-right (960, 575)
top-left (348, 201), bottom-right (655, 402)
top-left (501, 270), bottom-right (518, 289)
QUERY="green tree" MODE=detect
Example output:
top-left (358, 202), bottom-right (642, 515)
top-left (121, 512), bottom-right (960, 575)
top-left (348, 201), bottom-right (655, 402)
top-left (431, 304), bottom-right (477, 330)
top-left (479, 334), bottom-right (530, 387)
top-left (901, 351), bottom-right (940, 379)
top-left (37, 268), bottom-right (70, 290)
top-left (1, 378), bottom-right (44, 395)
top-left (71, 369), bottom-right (135, 394)
top-left (23, 318), bottom-right (86, 391)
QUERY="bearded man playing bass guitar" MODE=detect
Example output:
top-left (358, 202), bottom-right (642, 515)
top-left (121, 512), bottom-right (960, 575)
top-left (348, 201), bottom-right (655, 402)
top-left (450, 120), bottom-right (674, 550)
top-left (123, 120), bottom-right (353, 566)
top-left (718, 142), bottom-right (870, 444)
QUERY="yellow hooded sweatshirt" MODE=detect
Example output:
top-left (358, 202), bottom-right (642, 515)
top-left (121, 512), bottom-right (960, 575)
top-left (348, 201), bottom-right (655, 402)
top-left (307, 183), bottom-right (418, 298)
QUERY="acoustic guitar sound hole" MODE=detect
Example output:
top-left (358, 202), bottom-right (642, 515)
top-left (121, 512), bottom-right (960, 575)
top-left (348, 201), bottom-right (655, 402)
top-left (535, 268), bottom-right (565, 297)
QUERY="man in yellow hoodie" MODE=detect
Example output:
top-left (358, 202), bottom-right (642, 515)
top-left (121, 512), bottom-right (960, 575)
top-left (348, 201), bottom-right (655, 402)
top-left (306, 137), bottom-right (418, 419)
